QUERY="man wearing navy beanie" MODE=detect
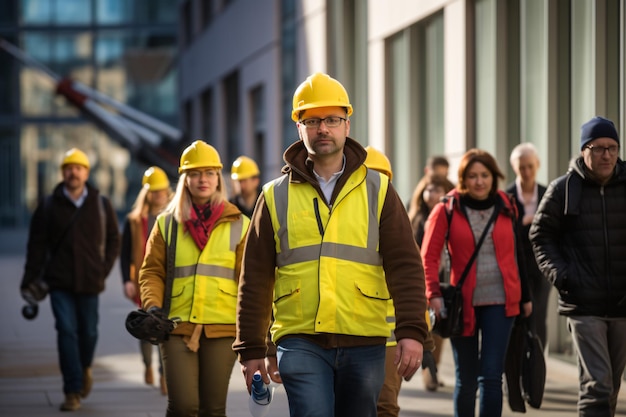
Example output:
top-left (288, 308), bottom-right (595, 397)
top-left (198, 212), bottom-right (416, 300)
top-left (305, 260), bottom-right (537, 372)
top-left (580, 116), bottom-right (620, 150)
top-left (531, 116), bottom-right (626, 416)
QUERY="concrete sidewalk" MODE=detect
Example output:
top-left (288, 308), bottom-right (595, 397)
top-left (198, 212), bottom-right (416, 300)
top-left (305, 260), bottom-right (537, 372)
top-left (1, 249), bottom-right (624, 416)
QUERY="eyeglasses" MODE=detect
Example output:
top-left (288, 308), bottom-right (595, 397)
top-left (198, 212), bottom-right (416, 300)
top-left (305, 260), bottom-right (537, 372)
top-left (299, 116), bottom-right (346, 128)
top-left (585, 144), bottom-right (619, 156)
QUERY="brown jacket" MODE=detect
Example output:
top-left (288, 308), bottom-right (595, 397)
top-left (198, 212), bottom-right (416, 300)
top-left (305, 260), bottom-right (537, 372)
top-left (139, 201), bottom-right (246, 338)
top-left (233, 137), bottom-right (428, 361)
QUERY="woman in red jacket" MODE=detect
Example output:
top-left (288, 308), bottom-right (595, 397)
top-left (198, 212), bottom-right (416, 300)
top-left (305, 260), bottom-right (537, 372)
top-left (421, 149), bottom-right (532, 417)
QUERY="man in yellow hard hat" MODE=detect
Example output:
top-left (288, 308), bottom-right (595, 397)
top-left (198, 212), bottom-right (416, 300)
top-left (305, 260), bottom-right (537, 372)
top-left (229, 156), bottom-right (261, 218)
top-left (364, 146), bottom-right (437, 417)
top-left (234, 73), bottom-right (428, 417)
top-left (20, 147), bottom-right (120, 411)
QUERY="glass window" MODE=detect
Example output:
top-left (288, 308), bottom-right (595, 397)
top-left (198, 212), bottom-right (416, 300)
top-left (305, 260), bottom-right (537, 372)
top-left (281, 0), bottom-right (297, 150)
top-left (21, 32), bottom-right (94, 116)
top-left (97, 0), bottom-right (177, 24)
top-left (96, 31), bottom-right (177, 116)
top-left (387, 31), bottom-right (413, 202)
top-left (55, 0), bottom-right (92, 24)
top-left (250, 85), bottom-right (265, 166)
top-left (223, 71), bottom-right (240, 165)
top-left (201, 87), bottom-right (213, 144)
top-left (474, 0), bottom-right (497, 150)
top-left (0, 0), bottom-right (18, 26)
top-left (22, 0), bottom-right (52, 24)
top-left (201, 0), bottom-right (214, 28)
top-left (520, 0), bottom-right (548, 164)
top-left (417, 12), bottom-right (445, 159)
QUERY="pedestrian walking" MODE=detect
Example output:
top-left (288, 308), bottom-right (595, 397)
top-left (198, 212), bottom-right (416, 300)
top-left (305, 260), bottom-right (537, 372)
top-left (120, 166), bottom-right (172, 395)
top-left (421, 148), bottom-right (532, 417)
top-left (233, 72), bottom-right (429, 417)
top-left (20, 147), bottom-right (120, 411)
top-left (138, 140), bottom-right (250, 417)
top-left (530, 116), bottom-right (626, 417)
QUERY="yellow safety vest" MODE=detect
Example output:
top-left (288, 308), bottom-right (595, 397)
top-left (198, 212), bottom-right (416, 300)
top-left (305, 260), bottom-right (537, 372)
top-left (264, 166), bottom-right (390, 341)
top-left (158, 213), bottom-right (249, 324)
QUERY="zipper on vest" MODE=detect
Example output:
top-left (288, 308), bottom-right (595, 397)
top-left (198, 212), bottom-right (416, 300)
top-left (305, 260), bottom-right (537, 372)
top-left (313, 198), bottom-right (324, 236)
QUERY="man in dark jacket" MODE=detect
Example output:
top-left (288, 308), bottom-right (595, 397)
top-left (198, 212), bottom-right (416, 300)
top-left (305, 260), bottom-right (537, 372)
top-left (21, 148), bottom-right (120, 412)
top-left (530, 116), bottom-right (626, 417)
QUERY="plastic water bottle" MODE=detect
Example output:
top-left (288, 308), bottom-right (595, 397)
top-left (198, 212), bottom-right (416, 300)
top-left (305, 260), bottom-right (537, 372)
top-left (248, 372), bottom-right (273, 417)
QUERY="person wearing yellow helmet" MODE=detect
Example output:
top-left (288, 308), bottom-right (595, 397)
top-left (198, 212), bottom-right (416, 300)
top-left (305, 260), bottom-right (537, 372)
top-left (120, 166), bottom-right (172, 395)
top-left (139, 140), bottom-right (250, 416)
top-left (234, 73), bottom-right (428, 417)
top-left (20, 147), bottom-right (120, 411)
top-left (229, 155), bottom-right (261, 218)
top-left (364, 146), bottom-right (438, 416)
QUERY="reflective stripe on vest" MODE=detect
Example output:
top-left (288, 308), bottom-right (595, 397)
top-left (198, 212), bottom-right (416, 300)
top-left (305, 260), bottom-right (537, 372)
top-left (272, 171), bottom-right (383, 267)
top-left (159, 213), bottom-right (248, 324)
top-left (264, 166), bottom-right (391, 340)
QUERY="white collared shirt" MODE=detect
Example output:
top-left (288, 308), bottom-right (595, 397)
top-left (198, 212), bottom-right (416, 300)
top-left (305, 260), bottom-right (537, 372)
top-left (63, 186), bottom-right (88, 208)
top-left (313, 155), bottom-right (346, 203)
top-left (515, 177), bottom-right (538, 216)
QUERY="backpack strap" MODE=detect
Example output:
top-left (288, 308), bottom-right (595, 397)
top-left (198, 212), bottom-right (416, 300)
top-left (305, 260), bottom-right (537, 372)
top-left (97, 195), bottom-right (106, 261)
top-left (162, 214), bottom-right (178, 317)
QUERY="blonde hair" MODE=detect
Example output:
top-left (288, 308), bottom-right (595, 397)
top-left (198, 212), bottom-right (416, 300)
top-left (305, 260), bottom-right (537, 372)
top-left (128, 186), bottom-right (173, 219)
top-left (165, 170), bottom-right (228, 223)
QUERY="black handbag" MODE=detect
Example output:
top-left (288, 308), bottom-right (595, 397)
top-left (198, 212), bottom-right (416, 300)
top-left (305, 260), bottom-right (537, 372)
top-left (434, 282), bottom-right (463, 338)
top-left (505, 318), bottom-right (546, 412)
top-left (125, 215), bottom-right (179, 344)
top-left (432, 198), bottom-right (499, 338)
top-left (522, 324), bottom-right (546, 408)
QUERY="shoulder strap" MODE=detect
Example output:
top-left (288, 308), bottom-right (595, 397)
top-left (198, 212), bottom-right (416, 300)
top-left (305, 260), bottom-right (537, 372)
top-left (162, 214), bottom-right (178, 316)
top-left (455, 198), bottom-right (500, 289)
top-left (98, 195), bottom-right (106, 261)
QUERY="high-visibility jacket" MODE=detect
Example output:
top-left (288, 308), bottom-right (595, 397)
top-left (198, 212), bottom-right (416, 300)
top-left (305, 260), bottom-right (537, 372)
top-left (264, 166), bottom-right (390, 341)
top-left (158, 213), bottom-right (249, 324)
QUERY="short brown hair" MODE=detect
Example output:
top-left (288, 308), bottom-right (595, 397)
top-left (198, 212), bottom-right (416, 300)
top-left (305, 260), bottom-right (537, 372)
top-left (456, 149), bottom-right (504, 196)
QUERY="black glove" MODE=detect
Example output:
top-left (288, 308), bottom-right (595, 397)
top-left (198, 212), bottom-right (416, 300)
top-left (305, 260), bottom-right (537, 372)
top-left (421, 350), bottom-right (439, 385)
top-left (125, 307), bottom-right (178, 345)
top-left (147, 306), bottom-right (164, 316)
top-left (21, 288), bottom-right (39, 306)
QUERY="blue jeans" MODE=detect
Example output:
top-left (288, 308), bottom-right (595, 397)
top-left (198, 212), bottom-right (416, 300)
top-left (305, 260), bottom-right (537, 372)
top-left (276, 338), bottom-right (386, 417)
top-left (450, 305), bottom-right (514, 417)
top-left (50, 290), bottom-right (99, 394)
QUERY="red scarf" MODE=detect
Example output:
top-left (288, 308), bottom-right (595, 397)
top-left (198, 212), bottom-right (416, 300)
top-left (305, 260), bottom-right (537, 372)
top-left (185, 202), bottom-right (225, 250)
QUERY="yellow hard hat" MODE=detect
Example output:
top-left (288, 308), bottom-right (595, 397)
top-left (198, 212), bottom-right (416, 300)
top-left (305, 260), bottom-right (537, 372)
top-left (291, 72), bottom-right (353, 122)
top-left (364, 146), bottom-right (393, 181)
top-left (142, 166), bottom-right (170, 191)
top-left (231, 156), bottom-right (260, 180)
top-left (60, 148), bottom-right (90, 170)
top-left (179, 140), bottom-right (223, 173)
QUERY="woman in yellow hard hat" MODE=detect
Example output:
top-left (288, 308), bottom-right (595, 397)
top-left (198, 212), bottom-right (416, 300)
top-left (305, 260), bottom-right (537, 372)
top-left (139, 141), bottom-right (250, 416)
top-left (120, 166), bottom-right (172, 395)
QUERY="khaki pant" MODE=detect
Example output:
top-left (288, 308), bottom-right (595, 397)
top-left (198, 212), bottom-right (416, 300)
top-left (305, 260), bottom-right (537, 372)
top-left (161, 335), bottom-right (236, 417)
top-left (377, 345), bottom-right (403, 417)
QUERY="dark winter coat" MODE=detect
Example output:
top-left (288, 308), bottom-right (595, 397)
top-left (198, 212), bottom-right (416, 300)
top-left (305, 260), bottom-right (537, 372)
top-left (22, 182), bottom-right (120, 295)
top-left (505, 182), bottom-right (547, 297)
top-left (529, 157), bottom-right (626, 317)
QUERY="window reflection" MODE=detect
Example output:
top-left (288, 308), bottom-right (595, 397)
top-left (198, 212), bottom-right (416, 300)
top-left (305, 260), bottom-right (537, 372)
top-left (97, 0), bottom-right (177, 24)
top-left (22, 0), bottom-right (91, 25)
